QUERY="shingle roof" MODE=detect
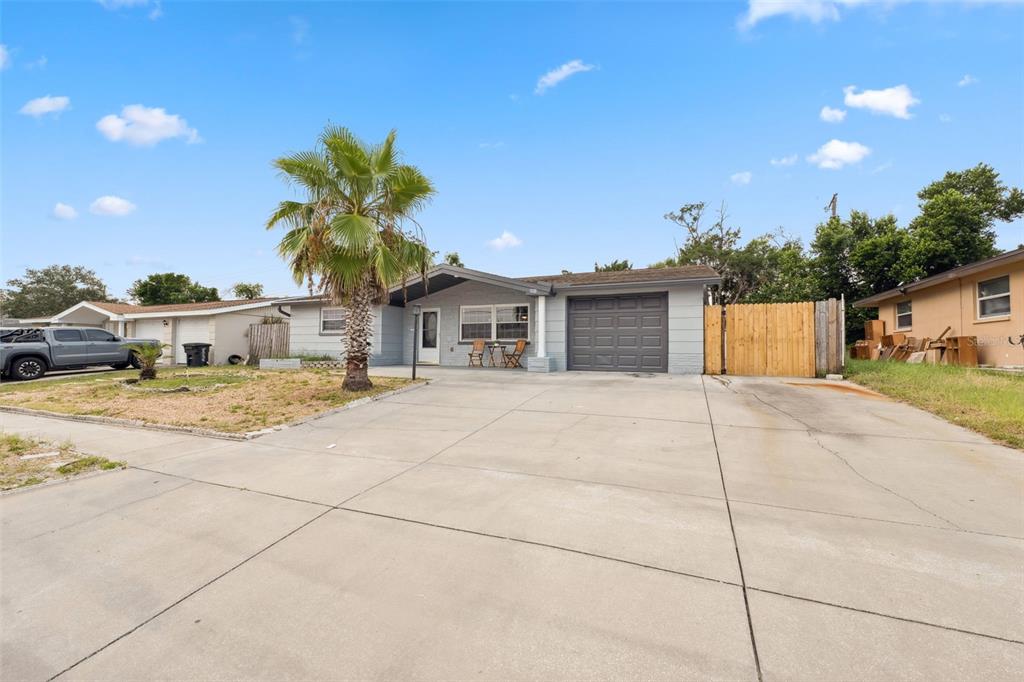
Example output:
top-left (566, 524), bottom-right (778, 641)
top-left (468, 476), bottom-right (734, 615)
top-left (88, 298), bottom-right (275, 314)
top-left (517, 265), bottom-right (719, 286)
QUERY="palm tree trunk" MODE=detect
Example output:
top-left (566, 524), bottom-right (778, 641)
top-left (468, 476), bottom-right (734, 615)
top-left (342, 278), bottom-right (374, 391)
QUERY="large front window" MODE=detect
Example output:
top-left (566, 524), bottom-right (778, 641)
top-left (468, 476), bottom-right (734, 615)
top-left (977, 275), bottom-right (1010, 319)
top-left (895, 300), bottom-right (912, 330)
top-left (460, 304), bottom-right (529, 341)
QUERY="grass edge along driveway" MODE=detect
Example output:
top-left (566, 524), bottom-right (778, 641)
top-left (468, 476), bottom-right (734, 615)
top-left (0, 367), bottom-right (414, 435)
top-left (845, 359), bottom-right (1024, 449)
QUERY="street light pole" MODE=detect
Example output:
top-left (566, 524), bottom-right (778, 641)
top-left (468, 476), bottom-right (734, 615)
top-left (412, 304), bottom-right (421, 380)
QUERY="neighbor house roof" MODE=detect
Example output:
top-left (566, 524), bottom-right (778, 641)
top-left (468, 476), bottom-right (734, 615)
top-left (519, 265), bottom-right (720, 287)
top-left (87, 298), bottom-right (276, 314)
top-left (23, 298), bottom-right (278, 324)
top-left (853, 247), bottom-right (1024, 308)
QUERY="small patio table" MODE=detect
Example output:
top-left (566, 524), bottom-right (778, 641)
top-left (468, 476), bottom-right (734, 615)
top-left (485, 343), bottom-right (506, 367)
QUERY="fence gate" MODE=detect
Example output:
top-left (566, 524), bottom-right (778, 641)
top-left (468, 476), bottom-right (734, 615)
top-left (704, 299), bottom-right (843, 377)
top-left (247, 322), bottom-right (290, 364)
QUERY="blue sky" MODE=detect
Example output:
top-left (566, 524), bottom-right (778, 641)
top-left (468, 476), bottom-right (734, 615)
top-left (2, 0), bottom-right (1022, 300)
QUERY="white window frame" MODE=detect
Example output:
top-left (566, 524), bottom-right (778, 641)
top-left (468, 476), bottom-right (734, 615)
top-left (895, 300), bottom-right (912, 331)
top-left (320, 307), bottom-right (346, 335)
top-left (459, 303), bottom-right (530, 342)
top-left (976, 275), bottom-right (1011, 320)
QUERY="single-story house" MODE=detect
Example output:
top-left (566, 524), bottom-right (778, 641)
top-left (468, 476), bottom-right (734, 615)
top-left (853, 247), bottom-right (1023, 367)
top-left (282, 264), bottom-right (720, 374)
top-left (20, 299), bottom-right (284, 365)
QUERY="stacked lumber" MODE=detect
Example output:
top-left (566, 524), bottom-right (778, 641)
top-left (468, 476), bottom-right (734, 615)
top-left (855, 319), bottom-right (979, 367)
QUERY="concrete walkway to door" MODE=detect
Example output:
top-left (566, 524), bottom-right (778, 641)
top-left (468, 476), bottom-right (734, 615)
top-left (1, 368), bottom-right (1021, 680)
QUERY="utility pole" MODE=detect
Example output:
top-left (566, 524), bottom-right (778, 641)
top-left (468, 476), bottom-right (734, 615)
top-left (824, 193), bottom-right (838, 218)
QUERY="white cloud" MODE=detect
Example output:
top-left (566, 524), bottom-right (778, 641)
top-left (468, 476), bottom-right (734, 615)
top-left (24, 55), bottom-right (47, 70)
top-left (52, 203), bottom-right (78, 220)
top-left (807, 139), bottom-right (871, 170)
top-left (487, 230), bottom-right (523, 250)
top-left (96, 104), bottom-right (200, 146)
top-left (770, 154), bottom-right (798, 167)
top-left (843, 84), bottom-right (919, 119)
top-left (939, 113), bottom-right (953, 123)
top-left (870, 161), bottom-right (893, 175)
top-left (0, 44), bottom-right (9, 70)
top-left (957, 74), bottom-right (978, 87)
top-left (19, 95), bottom-right (70, 118)
top-left (98, 0), bottom-right (150, 7)
top-left (739, 0), bottom-right (843, 29)
top-left (739, 1), bottom-right (1015, 30)
top-left (535, 59), bottom-right (595, 95)
top-left (478, 141), bottom-right (505, 149)
top-left (90, 195), bottom-right (137, 216)
top-left (730, 171), bottom-right (753, 186)
top-left (819, 105), bottom-right (847, 123)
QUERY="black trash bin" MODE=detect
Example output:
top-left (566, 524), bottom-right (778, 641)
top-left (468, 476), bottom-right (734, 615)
top-left (182, 342), bottom-right (212, 367)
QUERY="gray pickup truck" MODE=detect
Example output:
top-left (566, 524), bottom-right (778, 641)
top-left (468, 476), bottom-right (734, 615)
top-left (0, 327), bottom-right (162, 381)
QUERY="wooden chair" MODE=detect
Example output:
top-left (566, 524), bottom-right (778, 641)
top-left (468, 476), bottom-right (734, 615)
top-left (502, 339), bottom-right (527, 368)
top-left (467, 339), bottom-right (485, 367)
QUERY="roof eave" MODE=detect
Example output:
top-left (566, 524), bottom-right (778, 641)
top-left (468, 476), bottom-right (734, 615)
top-left (392, 265), bottom-right (554, 297)
top-left (551, 276), bottom-right (722, 291)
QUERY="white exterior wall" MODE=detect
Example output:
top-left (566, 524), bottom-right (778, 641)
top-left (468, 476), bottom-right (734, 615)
top-left (400, 281), bottom-right (538, 366)
top-left (212, 306), bottom-right (276, 364)
top-left (287, 303), bottom-right (401, 366)
top-left (544, 283), bottom-right (705, 374)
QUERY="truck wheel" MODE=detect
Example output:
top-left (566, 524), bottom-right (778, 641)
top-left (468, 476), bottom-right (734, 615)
top-left (11, 357), bottom-right (47, 381)
top-left (110, 362), bottom-right (130, 370)
top-left (128, 352), bottom-right (142, 369)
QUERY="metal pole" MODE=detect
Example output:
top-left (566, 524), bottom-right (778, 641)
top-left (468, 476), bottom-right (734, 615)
top-left (412, 311), bottom-right (419, 380)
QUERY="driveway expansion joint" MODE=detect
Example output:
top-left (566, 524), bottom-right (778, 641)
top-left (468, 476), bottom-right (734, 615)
top-left (701, 376), bottom-right (764, 681)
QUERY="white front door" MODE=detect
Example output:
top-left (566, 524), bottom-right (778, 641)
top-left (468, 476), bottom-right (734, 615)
top-left (417, 308), bottom-right (440, 364)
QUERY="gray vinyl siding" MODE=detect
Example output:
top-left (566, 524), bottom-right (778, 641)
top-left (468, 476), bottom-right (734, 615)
top-left (401, 281), bottom-right (537, 366)
top-left (287, 303), bottom-right (399, 366)
top-left (545, 283), bottom-right (705, 375)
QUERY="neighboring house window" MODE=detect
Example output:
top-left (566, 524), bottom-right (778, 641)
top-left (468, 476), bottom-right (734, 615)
top-left (895, 300), bottom-right (912, 330)
top-left (320, 307), bottom-right (346, 334)
top-left (977, 275), bottom-right (1011, 318)
top-left (459, 304), bottom-right (530, 341)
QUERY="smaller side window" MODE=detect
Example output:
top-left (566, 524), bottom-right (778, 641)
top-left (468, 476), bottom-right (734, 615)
top-left (895, 300), bottom-right (912, 330)
top-left (52, 329), bottom-right (84, 342)
top-left (84, 329), bottom-right (117, 341)
top-left (321, 307), bottom-right (346, 334)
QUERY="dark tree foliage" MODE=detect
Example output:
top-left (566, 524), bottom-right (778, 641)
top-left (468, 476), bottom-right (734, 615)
top-left (442, 252), bottom-right (464, 267)
top-left (595, 259), bottom-right (633, 272)
top-left (231, 282), bottom-right (265, 299)
top-left (1, 265), bottom-right (114, 319)
top-left (128, 273), bottom-right (220, 306)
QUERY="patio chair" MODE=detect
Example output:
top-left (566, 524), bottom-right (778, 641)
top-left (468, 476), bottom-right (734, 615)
top-left (502, 339), bottom-right (527, 368)
top-left (468, 339), bottom-right (486, 367)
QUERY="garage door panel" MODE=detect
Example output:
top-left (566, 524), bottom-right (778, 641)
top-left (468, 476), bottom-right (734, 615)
top-left (568, 294), bottom-right (668, 372)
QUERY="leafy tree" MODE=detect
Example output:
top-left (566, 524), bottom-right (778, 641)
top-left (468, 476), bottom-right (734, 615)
top-left (128, 273), bottom-right (220, 306)
top-left (443, 252), bottom-right (464, 267)
top-left (231, 282), bottom-right (265, 299)
top-left (742, 234), bottom-right (817, 303)
top-left (1, 265), bottom-right (113, 319)
top-left (907, 163), bottom-right (1022, 277)
top-left (267, 125), bottom-right (434, 391)
top-left (595, 259), bottom-right (632, 272)
top-left (659, 202), bottom-right (782, 303)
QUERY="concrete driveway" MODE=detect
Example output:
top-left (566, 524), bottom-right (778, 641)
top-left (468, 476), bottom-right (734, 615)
top-left (1, 368), bottom-right (1021, 680)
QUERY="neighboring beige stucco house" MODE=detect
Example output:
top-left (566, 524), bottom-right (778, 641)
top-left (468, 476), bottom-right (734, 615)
top-left (854, 248), bottom-right (1024, 367)
top-left (20, 299), bottom-right (283, 365)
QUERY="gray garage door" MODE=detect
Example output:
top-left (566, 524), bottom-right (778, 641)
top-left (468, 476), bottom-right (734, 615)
top-left (568, 294), bottom-right (668, 372)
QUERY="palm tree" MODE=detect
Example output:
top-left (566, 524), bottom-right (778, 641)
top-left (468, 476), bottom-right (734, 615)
top-left (124, 343), bottom-right (167, 381)
top-left (267, 125), bottom-right (435, 391)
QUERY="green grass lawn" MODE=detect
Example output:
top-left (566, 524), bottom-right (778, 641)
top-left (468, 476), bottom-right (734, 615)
top-left (845, 359), bottom-right (1024, 450)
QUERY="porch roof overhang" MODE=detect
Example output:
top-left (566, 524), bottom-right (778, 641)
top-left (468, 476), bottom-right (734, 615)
top-left (22, 301), bottom-right (122, 325)
top-left (387, 265), bottom-right (553, 306)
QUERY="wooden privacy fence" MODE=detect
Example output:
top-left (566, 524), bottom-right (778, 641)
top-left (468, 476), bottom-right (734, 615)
top-left (247, 322), bottom-right (290, 364)
top-left (704, 299), bottom-right (845, 377)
